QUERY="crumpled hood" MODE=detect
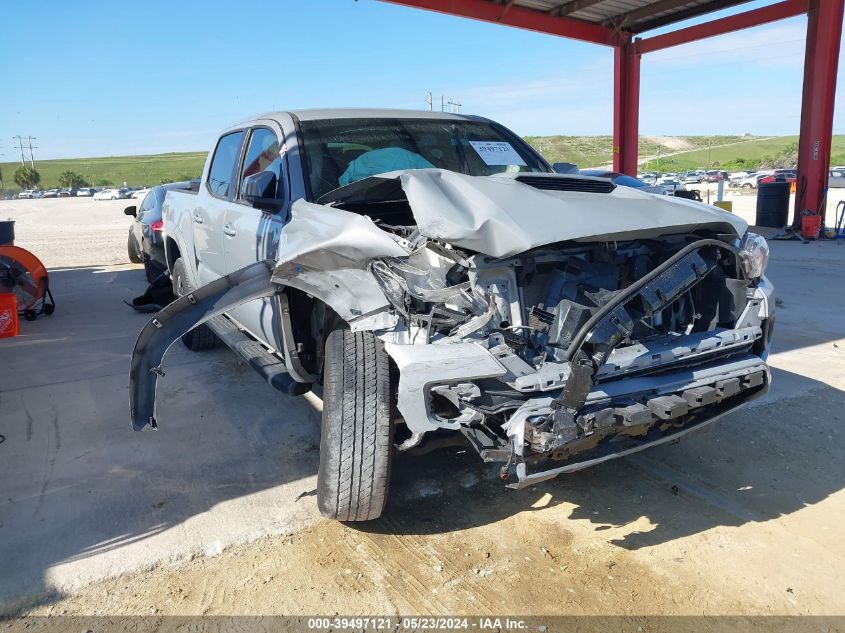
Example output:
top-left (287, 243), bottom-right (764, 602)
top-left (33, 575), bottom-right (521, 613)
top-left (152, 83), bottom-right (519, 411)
top-left (321, 169), bottom-right (748, 258)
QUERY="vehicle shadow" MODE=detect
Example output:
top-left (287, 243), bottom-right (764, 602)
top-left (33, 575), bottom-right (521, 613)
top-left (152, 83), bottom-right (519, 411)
top-left (361, 369), bottom-right (844, 550)
top-left (0, 267), bottom-right (322, 615)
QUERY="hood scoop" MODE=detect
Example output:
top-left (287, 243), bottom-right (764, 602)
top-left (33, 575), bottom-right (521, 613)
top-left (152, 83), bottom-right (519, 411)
top-left (514, 174), bottom-right (615, 194)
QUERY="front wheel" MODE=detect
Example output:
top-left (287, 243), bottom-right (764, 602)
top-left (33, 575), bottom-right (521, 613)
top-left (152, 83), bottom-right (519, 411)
top-left (318, 329), bottom-right (394, 521)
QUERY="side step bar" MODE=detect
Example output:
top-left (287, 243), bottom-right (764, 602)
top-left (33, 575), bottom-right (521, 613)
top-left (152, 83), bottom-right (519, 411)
top-left (206, 315), bottom-right (311, 397)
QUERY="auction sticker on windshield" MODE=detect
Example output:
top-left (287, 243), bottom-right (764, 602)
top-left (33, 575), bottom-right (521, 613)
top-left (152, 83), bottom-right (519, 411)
top-left (469, 141), bottom-right (527, 166)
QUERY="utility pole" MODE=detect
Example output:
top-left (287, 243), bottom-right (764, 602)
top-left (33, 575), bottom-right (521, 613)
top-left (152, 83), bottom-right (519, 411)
top-left (12, 136), bottom-right (37, 168)
top-left (26, 137), bottom-right (37, 169)
top-left (12, 136), bottom-right (26, 166)
top-left (707, 138), bottom-right (712, 168)
top-left (425, 91), bottom-right (433, 111)
top-left (441, 95), bottom-right (445, 112)
top-left (447, 99), bottom-right (462, 113)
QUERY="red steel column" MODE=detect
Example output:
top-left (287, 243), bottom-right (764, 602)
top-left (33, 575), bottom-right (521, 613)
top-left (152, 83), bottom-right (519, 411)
top-left (613, 36), bottom-right (641, 176)
top-left (795, 0), bottom-right (845, 225)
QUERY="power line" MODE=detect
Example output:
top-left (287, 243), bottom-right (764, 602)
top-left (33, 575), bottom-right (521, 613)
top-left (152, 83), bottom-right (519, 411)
top-left (11, 136), bottom-right (37, 169)
top-left (427, 92), bottom-right (462, 113)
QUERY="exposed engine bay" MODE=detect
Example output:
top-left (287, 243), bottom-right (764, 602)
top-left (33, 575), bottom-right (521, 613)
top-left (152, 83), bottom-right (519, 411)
top-left (358, 219), bottom-right (772, 486)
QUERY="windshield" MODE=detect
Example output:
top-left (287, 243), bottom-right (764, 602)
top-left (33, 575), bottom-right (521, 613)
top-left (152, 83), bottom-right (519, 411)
top-left (298, 117), bottom-right (550, 200)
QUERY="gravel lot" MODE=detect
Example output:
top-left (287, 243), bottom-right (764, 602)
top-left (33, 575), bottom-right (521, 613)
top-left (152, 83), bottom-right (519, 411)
top-left (2, 196), bottom-right (844, 618)
top-left (3, 197), bottom-right (136, 268)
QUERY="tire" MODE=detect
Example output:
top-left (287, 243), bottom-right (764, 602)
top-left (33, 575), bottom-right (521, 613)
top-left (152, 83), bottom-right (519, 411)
top-left (127, 235), bottom-right (143, 263)
top-left (742, 183), bottom-right (752, 190)
top-left (318, 329), bottom-right (394, 522)
top-left (171, 257), bottom-right (220, 351)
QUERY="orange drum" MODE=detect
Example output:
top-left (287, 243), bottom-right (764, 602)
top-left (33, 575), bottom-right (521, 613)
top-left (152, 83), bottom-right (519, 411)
top-left (0, 245), bottom-right (55, 321)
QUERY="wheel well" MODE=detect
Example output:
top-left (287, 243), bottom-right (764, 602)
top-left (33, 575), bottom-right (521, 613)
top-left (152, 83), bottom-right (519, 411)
top-left (285, 288), bottom-right (346, 377)
top-left (165, 237), bottom-right (181, 273)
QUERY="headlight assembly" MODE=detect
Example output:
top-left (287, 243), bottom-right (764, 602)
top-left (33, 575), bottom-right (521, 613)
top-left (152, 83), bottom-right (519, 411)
top-left (739, 232), bottom-right (769, 280)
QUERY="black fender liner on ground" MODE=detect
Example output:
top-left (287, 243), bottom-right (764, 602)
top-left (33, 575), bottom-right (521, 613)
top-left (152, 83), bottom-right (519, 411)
top-left (129, 259), bottom-right (280, 431)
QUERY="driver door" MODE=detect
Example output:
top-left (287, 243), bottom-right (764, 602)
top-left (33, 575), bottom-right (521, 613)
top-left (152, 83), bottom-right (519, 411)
top-left (222, 125), bottom-right (288, 352)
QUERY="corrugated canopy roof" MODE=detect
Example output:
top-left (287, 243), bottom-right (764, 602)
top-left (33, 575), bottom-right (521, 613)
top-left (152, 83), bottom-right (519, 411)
top-left (437, 0), bottom-right (756, 34)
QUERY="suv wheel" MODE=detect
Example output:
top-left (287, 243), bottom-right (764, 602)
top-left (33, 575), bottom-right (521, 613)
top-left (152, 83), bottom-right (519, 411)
top-left (171, 257), bottom-right (220, 351)
top-left (318, 329), bottom-right (394, 521)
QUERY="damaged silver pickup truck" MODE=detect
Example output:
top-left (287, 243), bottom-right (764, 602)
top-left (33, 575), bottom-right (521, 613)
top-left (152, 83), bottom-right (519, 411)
top-left (130, 109), bottom-right (774, 521)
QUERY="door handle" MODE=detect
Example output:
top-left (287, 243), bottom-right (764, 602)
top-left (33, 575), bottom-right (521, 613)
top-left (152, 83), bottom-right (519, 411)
top-left (222, 223), bottom-right (237, 237)
top-left (192, 212), bottom-right (203, 224)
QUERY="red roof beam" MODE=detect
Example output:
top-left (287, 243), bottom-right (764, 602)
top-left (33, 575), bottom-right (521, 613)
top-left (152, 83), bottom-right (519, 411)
top-left (380, 0), bottom-right (620, 46)
top-left (637, 0), bottom-right (808, 54)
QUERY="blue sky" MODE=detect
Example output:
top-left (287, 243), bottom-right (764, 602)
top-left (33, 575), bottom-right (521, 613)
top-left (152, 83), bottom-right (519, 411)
top-left (1, 0), bottom-right (842, 159)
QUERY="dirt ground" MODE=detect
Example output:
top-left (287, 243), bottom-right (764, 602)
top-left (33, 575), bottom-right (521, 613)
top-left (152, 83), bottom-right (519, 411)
top-left (26, 387), bottom-right (845, 617)
top-left (3, 196), bottom-right (845, 619)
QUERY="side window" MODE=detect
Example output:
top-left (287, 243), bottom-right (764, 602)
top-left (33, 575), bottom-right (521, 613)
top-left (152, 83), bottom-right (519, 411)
top-left (238, 128), bottom-right (284, 201)
top-left (136, 191), bottom-right (155, 220)
top-left (141, 191), bottom-right (156, 213)
top-left (207, 131), bottom-right (245, 198)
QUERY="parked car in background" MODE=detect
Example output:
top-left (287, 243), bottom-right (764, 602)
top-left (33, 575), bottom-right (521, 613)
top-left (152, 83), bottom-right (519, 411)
top-left (41, 189), bottom-right (58, 198)
top-left (131, 188), bottom-right (150, 199)
top-left (758, 170), bottom-right (796, 185)
top-left (94, 188), bottom-right (130, 200)
top-left (829, 169), bottom-right (845, 188)
top-left (580, 169), bottom-right (663, 194)
top-left (655, 177), bottom-right (686, 195)
top-left (125, 181), bottom-right (197, 282)
top-left (729, 171), bottom-right (755, 186)
top-left (57, 188), bottom-right (78, 197)
top-left (76, 187), bottom-right (96, 197)
top-left (704, 170), bottom-right (727, 183)
top-left (639, 172), bottom-right (658, 185)
top-left (16, 190), bottom-right (35, 199)
top-left (683, 171), bottom-right (702, 184)
top-left (738, 172), bottom-right (773, 189)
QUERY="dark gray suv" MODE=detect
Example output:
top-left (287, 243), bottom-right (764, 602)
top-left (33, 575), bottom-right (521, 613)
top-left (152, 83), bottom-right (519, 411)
top-left (125, 180), bottom-right (198, 281)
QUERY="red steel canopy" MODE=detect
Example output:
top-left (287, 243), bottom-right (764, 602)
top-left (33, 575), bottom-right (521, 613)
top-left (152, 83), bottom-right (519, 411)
top-left (381, 0), bottom-right (845, 224)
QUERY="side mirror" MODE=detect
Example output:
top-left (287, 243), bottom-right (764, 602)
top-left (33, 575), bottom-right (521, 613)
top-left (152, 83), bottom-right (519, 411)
top-left (124, 205), bottom-right (137, 217)
top-left (241, 171), bottom-right (285, 212)
top-left (552, 162), bottom-right (579, 174)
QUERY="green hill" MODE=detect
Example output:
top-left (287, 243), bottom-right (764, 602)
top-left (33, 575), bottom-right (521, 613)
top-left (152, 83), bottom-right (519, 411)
top-left (523, 135), bottom-right (754, 170)
top-left (524, 134), bottom-right (845, 173)
top-left (4, 135), bottom-right (845, 193)
top-left (0, 152), bottom-right (207, 192)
